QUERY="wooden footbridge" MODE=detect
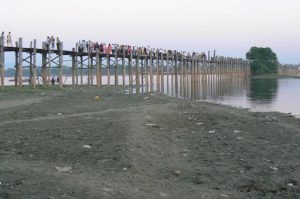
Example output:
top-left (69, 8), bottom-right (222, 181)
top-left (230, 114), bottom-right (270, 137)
top-left (0, 37), bottom-right (251, 94)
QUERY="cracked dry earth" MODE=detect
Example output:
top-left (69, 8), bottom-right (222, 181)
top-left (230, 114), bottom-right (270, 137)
top-left (0, 86), bottom-right (299, 199)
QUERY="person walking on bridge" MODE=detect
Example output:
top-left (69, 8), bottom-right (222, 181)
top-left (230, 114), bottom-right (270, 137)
top-left (7, 32), bottom-right (12, 47)
top-left (1, 32), bottom-right (5, 46)
top-left (56, 36), bottom-right (60, 50)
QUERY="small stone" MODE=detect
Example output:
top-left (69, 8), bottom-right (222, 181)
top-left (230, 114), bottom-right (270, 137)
top-left (220, 193), bottom-right (229, 198)
top-left (55, 166), bottom-right (72, 172)
top-left (57, 113), bottom-right (63, 116)
top-left (196, 123), bottom-right (204, 125)
top-left (122, 167), bottom-right (127, 171)
top-left (82, 145), bottom-right (92, 149)
top-left (144, 97), bottom-right (149, 100)
top-left (208, 130), bottom-right (215, 134)
top-left (188, 117), bottom-right (192, 121)
top-left (270, 166), bottom-right (278, 171)
top-left (237, 137), bottom-right (243, 140)
top-left (234, 130), bottom-right (242, 133)
top-left (145, 123), bottom-right (160, 127)
top-left (94, 96), bottom-right (100, 100)
top-left (145, 115), bottom-right (152, 121)
top-left (174, 170), bottom-right (181, 176)
top-left (160, 192), bottom-right (168, 197)
top-left (287, 183), bottom-right (294, 187)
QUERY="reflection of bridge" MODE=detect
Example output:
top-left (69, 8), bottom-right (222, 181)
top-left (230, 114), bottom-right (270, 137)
top-left (0, 37), bottom-right (251, 94)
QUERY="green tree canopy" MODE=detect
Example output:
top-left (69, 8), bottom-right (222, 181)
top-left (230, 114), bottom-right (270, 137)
top-left (246, 47), bottom-right (279, 75)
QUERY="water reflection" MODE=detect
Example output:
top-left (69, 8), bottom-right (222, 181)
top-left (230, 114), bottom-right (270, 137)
top-left (248, 78), bottom-right (278, 102)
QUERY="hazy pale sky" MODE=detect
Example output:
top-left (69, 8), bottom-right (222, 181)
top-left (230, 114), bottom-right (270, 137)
top-left (1, 0), bottom-right (300, 64)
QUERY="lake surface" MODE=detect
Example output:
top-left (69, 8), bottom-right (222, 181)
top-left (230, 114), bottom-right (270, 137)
top-left (4, 75), bottom-right (300, 117)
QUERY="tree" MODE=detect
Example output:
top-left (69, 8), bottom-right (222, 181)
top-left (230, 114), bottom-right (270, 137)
top-left (246, 47), bottom-right (279, 75)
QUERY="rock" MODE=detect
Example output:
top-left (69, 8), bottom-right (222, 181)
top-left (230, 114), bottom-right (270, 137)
top-left (196, 123), bottom-right (204, 125)
top-left (287, 183), bottom-right (294, 187)
top-left (57, 113), bottom-right (63, 116)
top-left (145, 123), bottom-right (160, 128)
top-left (55, 166), bottom-right (72, 172)
top-left (94, 96), bottom-right (100, 100)
top-left (82, 145), bottom-right (92, 149)
top-left (220, 194), bottom-right (229, 198)
top-left (122, 167), bottom-right (127, 171)
top-left (270, 166), bottom-right (278, 171)
top-left (237, 137), bottom-right (243, 140)
top-left (208, 130), bottom-right (215, 134)
top-left (188, 117), bottom-right (192, 121)
top-left (145, 115), bottom-right (152, 121)
top-left (159, 192), bottom-right (168, 197)
top-left (144, 97), bottom-right (149, 100)
top-left (234, 130), bottom-right (242, 133)
top-left (174, 170), bottom-right (181, 176)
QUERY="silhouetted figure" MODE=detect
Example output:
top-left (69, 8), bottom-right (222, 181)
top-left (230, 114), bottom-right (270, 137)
top-left (51, 78), bottom-right (55, 85)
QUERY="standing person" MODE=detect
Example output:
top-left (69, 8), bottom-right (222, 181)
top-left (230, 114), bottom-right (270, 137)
top-left (1, 32), bottom-right (5, 45)
top-left (108, 44), bottom-right (112, 55)
top-left (51, 77), bottom-right (55, 85)
top-left (51, 36), bottom-right (55, 49)
top-left (46, 36), bottom-right (51, 50)
top-left (7, 32), bottom-right (12, 47)
top-left (56, 36), bottom-right (60, 50)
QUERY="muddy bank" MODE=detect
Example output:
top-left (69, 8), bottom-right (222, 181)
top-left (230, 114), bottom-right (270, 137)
top-left (0, 86), bottom-right (299, 199)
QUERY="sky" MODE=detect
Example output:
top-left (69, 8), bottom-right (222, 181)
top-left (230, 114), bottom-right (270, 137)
top-left (1, 0), bottom-right (300, 65)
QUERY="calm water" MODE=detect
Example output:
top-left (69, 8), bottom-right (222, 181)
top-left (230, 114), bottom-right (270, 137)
top-left (4, 75), bottom-right (300, 117)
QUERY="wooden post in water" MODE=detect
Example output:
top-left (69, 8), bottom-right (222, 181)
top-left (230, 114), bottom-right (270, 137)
top-left (18, 38), bottom-right (23, 86)
top-left (145, 56), bottom-right (149, 93)
top-left (41, 42), bottom-right (47, 86)
top-left (0, 36), bottom-right (4, 88)
top-left (150, 50), bottom-right (154, 92)
top-left (32, 40), bottom-right (37, 88)
top-left (122, 47), bottom-right (125, 86)
top-left (91, 55), bottom-right (94, 85)
top-left (14, 49), bottom-right (18, 87)
top-left (72, 48), bottom-right (76, 87)
top-left (87, 51), bottom-right (91, 86)
top-left (106, 51), bottom-right (110, 85)
top-left (29, 42), bottom-right (33, 86)
top-left (161, 53), bottom-right (164, 94)
top-left (129, 50), bottom-right (133, 86)
top-left (58, 42), bottom-right (63, 88)
top-left (114, 46), bottom-right (118, 85)
top-left (47, 41), bottom-right (51, 86)
top-left (166, 52), bottom-right (169, 95)
top-left (80, 55), bottom-right (83, 86)
top-left (156, 50), bottom-right (160, 93)
top-left (136, 54), bottom-right (140, 95)
top-left (96, 49), bottom-right (100, 86)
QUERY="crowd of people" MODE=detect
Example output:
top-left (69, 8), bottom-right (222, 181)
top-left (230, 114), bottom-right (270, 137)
top-left (1, 32), bottom-right (12, 47)
top-left (1, 32), bottom-right (207, 59)
top-left (76, 40), bottom-right (207, 60)
top-left (46, 35), bottom-right (61, 50)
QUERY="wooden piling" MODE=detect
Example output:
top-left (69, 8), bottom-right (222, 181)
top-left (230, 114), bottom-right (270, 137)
top-left (29, 42), bottom-right (33, 86)
top-left (80, 56), bottom-right (83, 86)
top-left (107, 51), bottom-right (110, 85)
top-left (114, 46), bottom-right (118, 85)
top-left (58, 42), bottom-right (63, 88)
top-left (18, 38), bottom-right (23, 86)
top-left (72, 48), bottom-right (76, 86)
top-left (32, 40), bottom-right (37, 88)
top-left (136, 55), bottom-right (140, 95)
top-left (0, 36), bottom-right (5, 88)
top-left (156, 50), bottom-right (160, 93)
top-left (129, 50), bottom-right (133, 86)
top-left (122, 47), bottom-right (125, 86)
top-left (42, 42), bottom-right (47, 86)
top-left (160, 53), bottom-right (164, 94)
top-left (145, 56), bottom-right (149, 93)
top-left (150, 50), bottom-right (154, 92)
top-left (96, 49), bottom-right (100, 86)
top-left (87, 51), bottom-right (91, 86)
top-left (166, 52), bottom-right (169, 95)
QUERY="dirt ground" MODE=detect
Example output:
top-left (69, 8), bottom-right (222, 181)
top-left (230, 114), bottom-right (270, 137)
top-left (0, 86), bottom-right (299, 199)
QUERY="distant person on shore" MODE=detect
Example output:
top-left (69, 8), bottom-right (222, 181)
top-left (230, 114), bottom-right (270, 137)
top-left (1, 32), bottom-right (5, 45)
top-left (56, 77), bottom-right (59, 83)
top-left (51, 77), bottom-right (55, 85)
top-left (56, 36), bottom-right (60, 50)
top-left (7, 32), bottom-right (12, 47)
top-left (51, 36), bottom-right (55, 49)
